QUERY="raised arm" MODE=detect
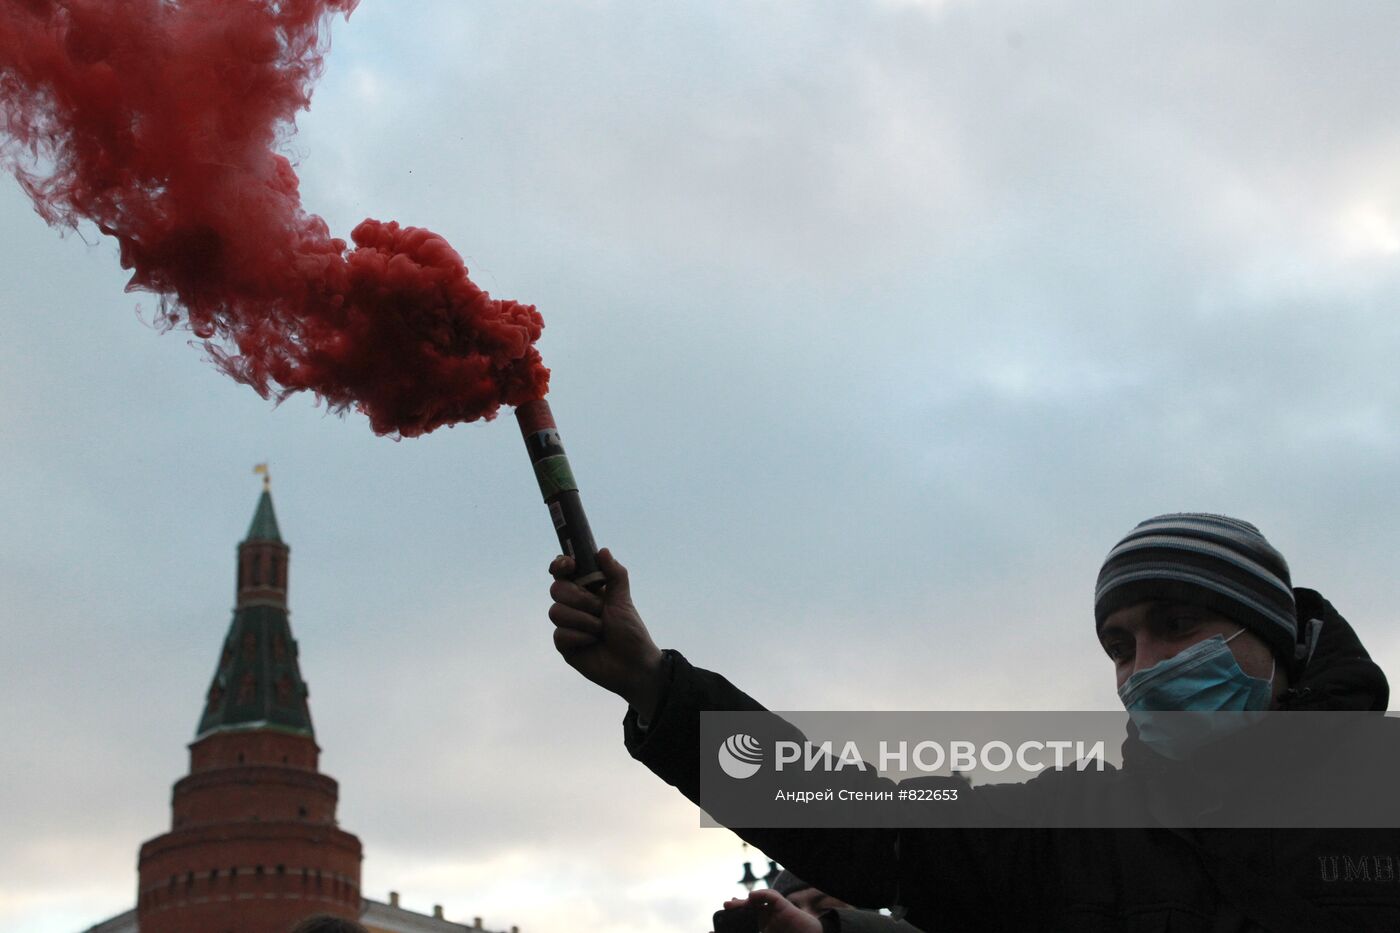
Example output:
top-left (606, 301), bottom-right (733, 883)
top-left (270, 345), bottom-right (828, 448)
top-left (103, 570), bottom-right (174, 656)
top-left (547, 551), bottom-right (900, 910)
top-left (545, 550), bottom-right (1052, 931)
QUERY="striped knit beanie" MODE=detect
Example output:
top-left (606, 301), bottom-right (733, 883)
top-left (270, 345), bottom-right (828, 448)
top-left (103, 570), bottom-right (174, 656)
top-left (1095, 514), bottom-right (1297, 661)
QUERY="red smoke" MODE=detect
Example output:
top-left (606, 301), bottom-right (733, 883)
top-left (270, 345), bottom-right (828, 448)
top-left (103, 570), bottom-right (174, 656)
top-left (0, 0), bottom-right (548, 437)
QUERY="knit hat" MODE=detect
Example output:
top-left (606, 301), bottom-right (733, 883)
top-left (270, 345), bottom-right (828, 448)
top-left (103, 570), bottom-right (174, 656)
top-left (1095, 513), bottom-right (1297, 661)
top-left (769, 870), bottom-right (813, 898)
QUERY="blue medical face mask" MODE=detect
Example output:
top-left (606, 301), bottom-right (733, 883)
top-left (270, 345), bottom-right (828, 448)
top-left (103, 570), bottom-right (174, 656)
top-left (1118, 629), bottom-right (1275, 759)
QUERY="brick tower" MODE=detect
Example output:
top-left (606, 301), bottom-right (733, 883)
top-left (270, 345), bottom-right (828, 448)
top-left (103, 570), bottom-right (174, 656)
top-left (137, 482), bottom-right (363, 933)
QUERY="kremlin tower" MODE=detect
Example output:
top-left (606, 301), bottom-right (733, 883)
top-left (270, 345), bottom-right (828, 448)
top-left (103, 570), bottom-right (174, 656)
top-left (135, 479), bottom-right (363, 932)
top-left (81, 480), bottom-right (514, 933)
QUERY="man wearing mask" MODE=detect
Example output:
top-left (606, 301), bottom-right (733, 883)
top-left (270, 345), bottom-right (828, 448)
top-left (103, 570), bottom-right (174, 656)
top-left (547, 514), bottom-right (1398, 931)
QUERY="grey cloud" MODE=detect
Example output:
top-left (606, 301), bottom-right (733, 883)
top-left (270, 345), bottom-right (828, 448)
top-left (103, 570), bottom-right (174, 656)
top-left (7, 3), bottom-right (1400, 931)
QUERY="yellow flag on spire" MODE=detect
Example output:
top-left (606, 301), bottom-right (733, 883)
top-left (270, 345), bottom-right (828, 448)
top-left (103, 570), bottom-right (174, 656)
top-left (253, 463), bottom-right (270, 490)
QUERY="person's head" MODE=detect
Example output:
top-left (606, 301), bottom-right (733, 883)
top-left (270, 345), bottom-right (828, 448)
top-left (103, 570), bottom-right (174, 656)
top-left (769, 870), bottom-right (850, 917)
top-left (1095, 513), bottom-right (1296, 709)
top-left (289, 915), bottom-right (369, 933)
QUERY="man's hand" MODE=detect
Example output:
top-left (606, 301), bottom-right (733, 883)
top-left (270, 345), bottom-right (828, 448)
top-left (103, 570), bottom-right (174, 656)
top-left (549, 548), bottom-right (664, 718)
top-left (719, 890), bottom-right (822, 933)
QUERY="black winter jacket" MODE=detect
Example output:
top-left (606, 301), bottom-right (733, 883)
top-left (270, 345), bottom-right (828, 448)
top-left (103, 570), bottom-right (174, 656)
top-left (625, 589), bottom-right (1399, 932)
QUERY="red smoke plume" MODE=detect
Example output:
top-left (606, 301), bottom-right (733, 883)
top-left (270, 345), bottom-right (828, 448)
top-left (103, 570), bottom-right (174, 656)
top-left (0, 0), bottom-right (548, 437)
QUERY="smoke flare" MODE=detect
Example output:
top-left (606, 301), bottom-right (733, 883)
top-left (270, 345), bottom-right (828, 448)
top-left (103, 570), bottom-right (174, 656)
top-left (0, 0), bottom-right (549, 437)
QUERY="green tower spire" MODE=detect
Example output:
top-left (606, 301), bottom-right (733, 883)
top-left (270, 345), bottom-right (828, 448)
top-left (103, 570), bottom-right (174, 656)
top-left (245, 488), bottom-right (283, 542)
top-left (195, 487), bottom-right (313, 740)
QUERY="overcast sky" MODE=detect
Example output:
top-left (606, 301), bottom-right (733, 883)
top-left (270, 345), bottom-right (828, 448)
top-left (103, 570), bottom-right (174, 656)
top-left (4, 2), bottom-right (1400, 931)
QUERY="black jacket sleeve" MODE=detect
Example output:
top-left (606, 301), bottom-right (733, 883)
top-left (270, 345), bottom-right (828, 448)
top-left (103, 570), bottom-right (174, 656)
top-left (622, 651), bottom-right (1056, 930)
top-left (624, 651), bottom-right (902, 910)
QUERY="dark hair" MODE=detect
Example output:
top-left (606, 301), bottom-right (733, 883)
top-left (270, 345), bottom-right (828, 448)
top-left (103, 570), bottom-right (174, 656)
top-left (289, 915), bottom-right (369, 933)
